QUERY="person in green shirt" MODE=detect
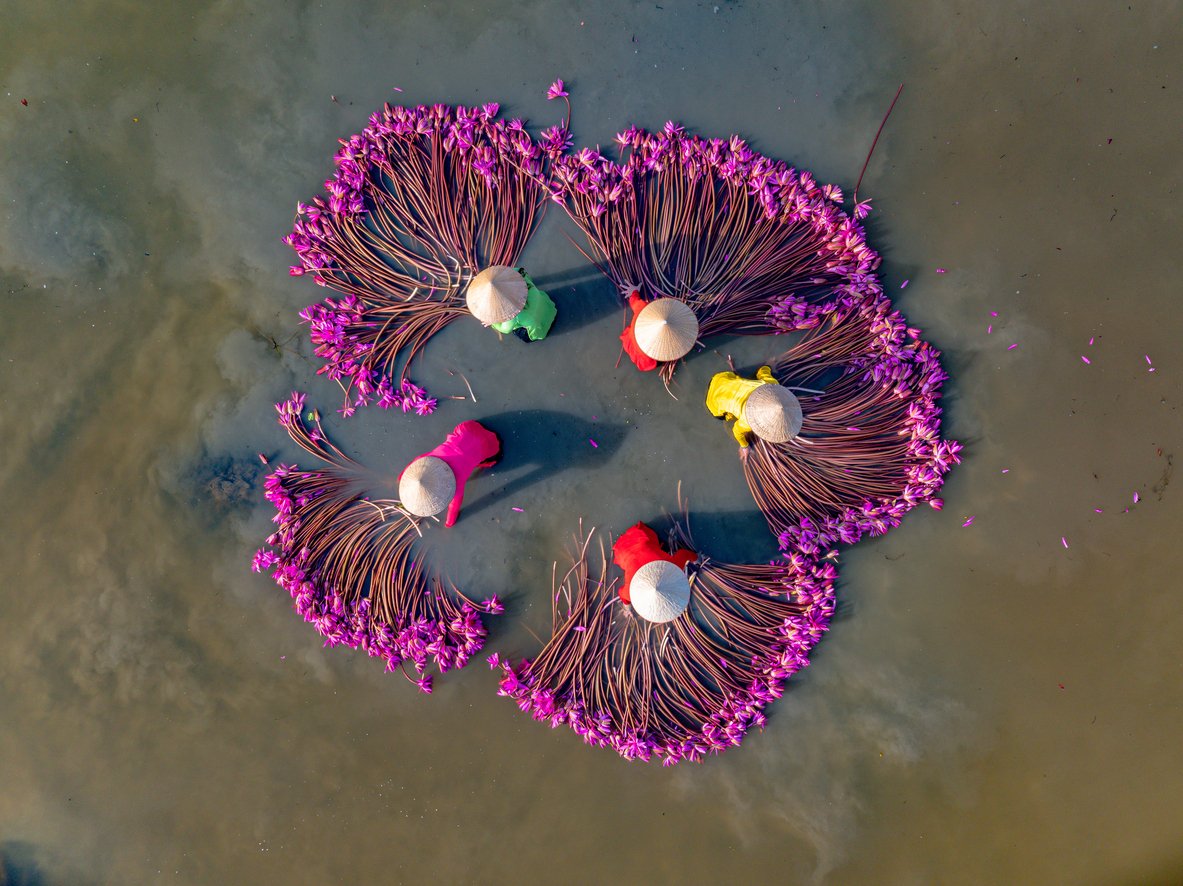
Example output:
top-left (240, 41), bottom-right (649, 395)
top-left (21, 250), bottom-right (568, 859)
top-left (491, 269), bottom-right (556, 342)
top-left (465, 265), bottom-right (556, 342)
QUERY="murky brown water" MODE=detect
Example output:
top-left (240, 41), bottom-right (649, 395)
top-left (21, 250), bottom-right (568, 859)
top-left (3, 2), bottom-right (1181, 883)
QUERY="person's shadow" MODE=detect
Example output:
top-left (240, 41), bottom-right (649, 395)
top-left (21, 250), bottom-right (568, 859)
top-left (627, 508), bottom-right (782, 566)
top-left (461, 409), bottom-right (627, 518)
top-left (527, 264), bottom-right (621, 340)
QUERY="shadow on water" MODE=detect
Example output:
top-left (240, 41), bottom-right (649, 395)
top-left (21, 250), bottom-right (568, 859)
top-left (610, 507), bottom-right (783, 567)
top-left (529, 263), bottom-right (607, 291)
top-left (460, 409), bottom-right (628, 518)
top-left (528, 265), bottom-right (621, 340)
top-left (677, 508), bottom-right (782, 564)
top-left (681, 328), bottom-right (805, 374)
top-left (0, 841), bottom-right (47, 886)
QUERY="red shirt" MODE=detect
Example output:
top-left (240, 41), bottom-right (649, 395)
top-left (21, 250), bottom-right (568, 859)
top-left (611, 522), bottom-right (697, 604)
top-left (620, 291), bottom-right (659, 372)
top-left (399, 420), bottom-right (500, 527)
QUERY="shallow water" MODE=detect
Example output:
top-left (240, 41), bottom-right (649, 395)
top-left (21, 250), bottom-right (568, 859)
top-left (2, 1), bottom-right (1182, 883)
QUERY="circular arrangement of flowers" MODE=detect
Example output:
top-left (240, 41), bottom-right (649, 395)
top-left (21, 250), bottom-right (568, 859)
top-left (253, 82), bottom-right (960, 765)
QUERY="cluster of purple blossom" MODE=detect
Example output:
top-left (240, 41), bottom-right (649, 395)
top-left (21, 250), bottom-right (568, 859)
top-left (547, 122), bottom-right (887, 343)
top-left (253, 545), bottom-right (485, 693)
top-left (773, 427), bottom-right (962, 554)
top-left (493, 548), bottom-right (838, 765)
top-left (295, 299), bottom-right (439, 416)
top-left (773, 294), bottom-right (961, 550)
top-left (766, 270), bottom-right (885, 334)
top-left (282, 102), bottom-right (565, 280)
top-left (283, 101), bottom-right (565, 417)
top-left (287, 102), bottom-right (562, 250)
top-left (488, 108), bottom-right (958, 762)
top-left (264, 86), bottom-right (960, 759)
top-left (548, 122), bottom-right (865, 229)
top-left (253, 393), bottom-right (502, 690)
top-left (551, 122), bottom-right (876, 267)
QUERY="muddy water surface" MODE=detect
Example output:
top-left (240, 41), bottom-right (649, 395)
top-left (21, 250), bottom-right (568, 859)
top-left (2, 2), bottom-right (1181, 883)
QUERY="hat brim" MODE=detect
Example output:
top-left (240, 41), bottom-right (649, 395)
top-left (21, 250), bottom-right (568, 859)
top-left (629, 560), bottom-right (692, 623)
top-left (466, 266), bottom-right (528, 325)
top-left (743, 385), bottom-right (803, 443)
top-left (634, 298), bottom-right (699, 361)
top-left (399, 456), bottom-right (457, 516)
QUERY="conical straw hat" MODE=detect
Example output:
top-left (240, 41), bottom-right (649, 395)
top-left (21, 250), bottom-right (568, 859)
top-left (633, 298), bottom-right (699, 361)
top-left (466, 265), bottom-right (528, 325)
top-left (742, 384), bottom-right (803, 443)
top-left (629, 560), bottom-right (692, 623)
top-left (398, 456), bottom-right (456, 517)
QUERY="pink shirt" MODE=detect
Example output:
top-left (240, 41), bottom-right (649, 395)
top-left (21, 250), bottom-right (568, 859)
top-left (399, 420), bottom-right (501, 526)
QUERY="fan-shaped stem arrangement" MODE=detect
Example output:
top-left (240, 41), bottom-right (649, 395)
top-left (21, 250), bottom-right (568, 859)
top-left (742, 295), bottom-right (961, 547)
top-left (494, 512), bottom-right (836, 765)
top-left (550, 122), bottom-right (883, 379)
top-left (251, 392), bottom-right (503, 692)
top-left (285, 103), bottom-right (568, 415)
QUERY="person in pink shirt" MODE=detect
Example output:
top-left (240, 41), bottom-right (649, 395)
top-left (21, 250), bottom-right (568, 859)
top-left (398, 420), bottom-right (501, 527)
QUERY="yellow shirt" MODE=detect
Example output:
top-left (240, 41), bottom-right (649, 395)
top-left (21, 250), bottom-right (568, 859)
top-left (706, 365), bottom-right (779, 447)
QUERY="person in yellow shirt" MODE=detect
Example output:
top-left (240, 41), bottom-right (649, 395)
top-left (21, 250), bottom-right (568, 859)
top-left (706, 365), bottom-right (804, 454)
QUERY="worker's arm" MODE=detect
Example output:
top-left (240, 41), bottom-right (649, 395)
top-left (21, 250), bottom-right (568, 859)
top-left (732, 420), bottom-right (753, 448)
top-left (443, 484), bottom-right (465, 527)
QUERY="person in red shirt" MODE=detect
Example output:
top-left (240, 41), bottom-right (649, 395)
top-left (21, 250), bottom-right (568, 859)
top-left (611, 522), bottom-right (697, 604)
top-left (619, 284), bottom-right (659, 372)
top-left (399, 420), bottom-right (501, 527)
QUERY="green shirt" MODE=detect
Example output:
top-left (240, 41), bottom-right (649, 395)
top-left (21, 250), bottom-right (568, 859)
top-left (491, 271), bottom-right (556, 341)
